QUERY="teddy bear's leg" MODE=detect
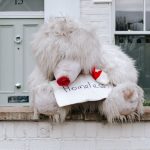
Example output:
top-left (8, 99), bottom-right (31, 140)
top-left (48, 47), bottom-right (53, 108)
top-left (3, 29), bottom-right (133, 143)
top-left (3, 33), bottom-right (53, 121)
top-left (33, 83), bottom-right (70, 122)
top-left (98, 82), bottom-right (144, 123)
top-left (28, 67), bottom-right (70, 122)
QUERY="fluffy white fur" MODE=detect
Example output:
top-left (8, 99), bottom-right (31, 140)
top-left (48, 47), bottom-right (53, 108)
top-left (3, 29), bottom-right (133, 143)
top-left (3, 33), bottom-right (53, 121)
top-left (28, 18), bottom-right (144, 123)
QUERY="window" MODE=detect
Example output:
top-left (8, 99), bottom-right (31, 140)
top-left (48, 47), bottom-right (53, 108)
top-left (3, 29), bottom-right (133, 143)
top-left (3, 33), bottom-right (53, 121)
top-left (116, 0), bottom-right (143, 31)
top-left (114, 0), bottom-right (150, 100)
top-left (0, 0), bottom-right (44, 11)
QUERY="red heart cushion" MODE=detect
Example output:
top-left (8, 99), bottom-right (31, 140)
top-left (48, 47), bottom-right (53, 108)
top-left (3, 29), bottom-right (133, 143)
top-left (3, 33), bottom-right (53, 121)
top-left (91, 67), bottom-right (102, 80)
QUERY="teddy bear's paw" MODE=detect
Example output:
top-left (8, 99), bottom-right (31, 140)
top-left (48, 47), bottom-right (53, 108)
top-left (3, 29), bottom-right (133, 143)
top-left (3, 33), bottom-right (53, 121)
top-left (34, 84), bottom-right (59, 114)
top-left (113, 83), bottom-right (143, 114)
top-left (98, 98), bottom-right (120, 123)
top-left (98, 83), bottom-right (144, 123)
top-left (99, 100), bottom-right (142, 123)
top-left (35, 83), bottom-right (53, 94)
top-left (123, 88), bottom-right (135, 101)
top-left (123, 83), bottom-right (144, 102)
top-left (122, 87), bottom-right (139, 104)
top-left (111, 112), bottom-right (142, 123)
top-left (120, 83), bottom-right (144, 116)
top-left (35, 83), bottom-right (54, 102)
top-left (49, 107), bottom-right (70, 123)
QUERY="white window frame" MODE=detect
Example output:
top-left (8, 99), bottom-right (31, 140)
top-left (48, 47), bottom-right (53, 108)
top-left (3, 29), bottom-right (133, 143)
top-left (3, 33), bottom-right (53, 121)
top-left (0, 11), bottom-right (44, 19)
top-left (0, 0), bottom-right (44, 19)
top-left (112, 0), bottom-right (150, 38)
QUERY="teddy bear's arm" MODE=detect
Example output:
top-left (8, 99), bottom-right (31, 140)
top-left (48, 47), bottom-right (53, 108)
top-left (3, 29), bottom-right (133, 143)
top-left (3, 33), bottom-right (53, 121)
top-left (28, 66), bottom-right (49, 90)
top-left (99, 44), bottom-right (138, 85)
top-left (97, 44), bottom-right (144, 122)
top-left (28, 66), bottom-right (69, 122)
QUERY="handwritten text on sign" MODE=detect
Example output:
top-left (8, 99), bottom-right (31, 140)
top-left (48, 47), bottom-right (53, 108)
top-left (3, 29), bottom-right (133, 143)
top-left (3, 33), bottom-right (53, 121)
top-left (50, 75), bottom-right (113, 107)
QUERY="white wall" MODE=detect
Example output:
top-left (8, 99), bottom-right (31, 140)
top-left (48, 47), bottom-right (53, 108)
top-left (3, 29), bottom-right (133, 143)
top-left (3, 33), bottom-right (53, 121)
top-left (44, 0), bottom-right (80, 20)
top-left (0, 121), bottom-right (150, 150)
top-left (80, 0), bottom-right (112, 43)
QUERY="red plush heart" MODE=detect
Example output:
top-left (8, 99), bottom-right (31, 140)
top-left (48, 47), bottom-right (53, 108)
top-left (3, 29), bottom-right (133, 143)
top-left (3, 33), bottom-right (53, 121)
top-left (91, 67), bottom-right (102, 80)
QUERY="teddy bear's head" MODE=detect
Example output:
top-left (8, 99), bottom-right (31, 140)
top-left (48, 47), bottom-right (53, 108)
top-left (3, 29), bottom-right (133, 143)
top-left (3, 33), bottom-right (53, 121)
top-left (31, 18), bottom-right (101, 81)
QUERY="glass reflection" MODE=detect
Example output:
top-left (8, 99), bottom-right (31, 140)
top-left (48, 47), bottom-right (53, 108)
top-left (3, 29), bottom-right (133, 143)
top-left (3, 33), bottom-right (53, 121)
top-left (115, 35), bottom-right (150, 99)
top-left (115, 0), bottom-right (143, 31)
top-left (0, 0), bottom-right (44, 11)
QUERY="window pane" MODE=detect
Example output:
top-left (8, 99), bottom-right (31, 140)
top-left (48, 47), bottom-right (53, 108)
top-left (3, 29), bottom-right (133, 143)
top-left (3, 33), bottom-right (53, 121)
top-left (0, 0), bottom-right (44, 11)
top-left (115, 35), bottom-right (150, 100)
top-left (115, 0), bottom-right (144, 31)
top-left (146, 0), bottom-right (150, 31)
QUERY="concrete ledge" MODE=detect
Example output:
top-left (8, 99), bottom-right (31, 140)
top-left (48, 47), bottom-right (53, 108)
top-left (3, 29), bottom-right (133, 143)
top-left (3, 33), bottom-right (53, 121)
top-left (0, 107), bottom-right (34, 121)
top-left (141, 106), bottom-right (150, 121)
top-left (0, 106), bottom-right (150, 121)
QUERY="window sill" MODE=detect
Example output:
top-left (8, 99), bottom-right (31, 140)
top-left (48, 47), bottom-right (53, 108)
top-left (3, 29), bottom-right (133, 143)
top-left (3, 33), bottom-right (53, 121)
top-left (0, 106), bottom-right (150, 121)
top-left (93, 0), bottom-right (112, 3)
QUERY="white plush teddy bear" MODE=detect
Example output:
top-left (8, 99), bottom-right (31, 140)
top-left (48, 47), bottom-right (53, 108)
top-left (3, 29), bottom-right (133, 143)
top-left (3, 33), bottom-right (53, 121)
top-left (28, 18), bottom-right (144, 123)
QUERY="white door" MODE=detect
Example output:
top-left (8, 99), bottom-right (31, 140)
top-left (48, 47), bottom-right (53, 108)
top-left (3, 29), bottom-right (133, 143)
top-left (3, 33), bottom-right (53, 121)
top-left (0, 18), bottom-right (43, 106)
top-left (0, 0), bottom-right (44, 106)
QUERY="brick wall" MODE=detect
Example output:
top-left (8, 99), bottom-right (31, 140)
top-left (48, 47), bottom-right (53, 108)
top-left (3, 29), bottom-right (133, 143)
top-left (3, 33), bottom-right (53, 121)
top-left (0, 121), bottom-right (150, 150)
top-left (80, 0), bottom-right (112, 43)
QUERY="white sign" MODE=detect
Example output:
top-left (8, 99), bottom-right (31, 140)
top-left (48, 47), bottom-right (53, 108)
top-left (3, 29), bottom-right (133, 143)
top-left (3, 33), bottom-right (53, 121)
top-left (50, 75), bottom-right (113, 107)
